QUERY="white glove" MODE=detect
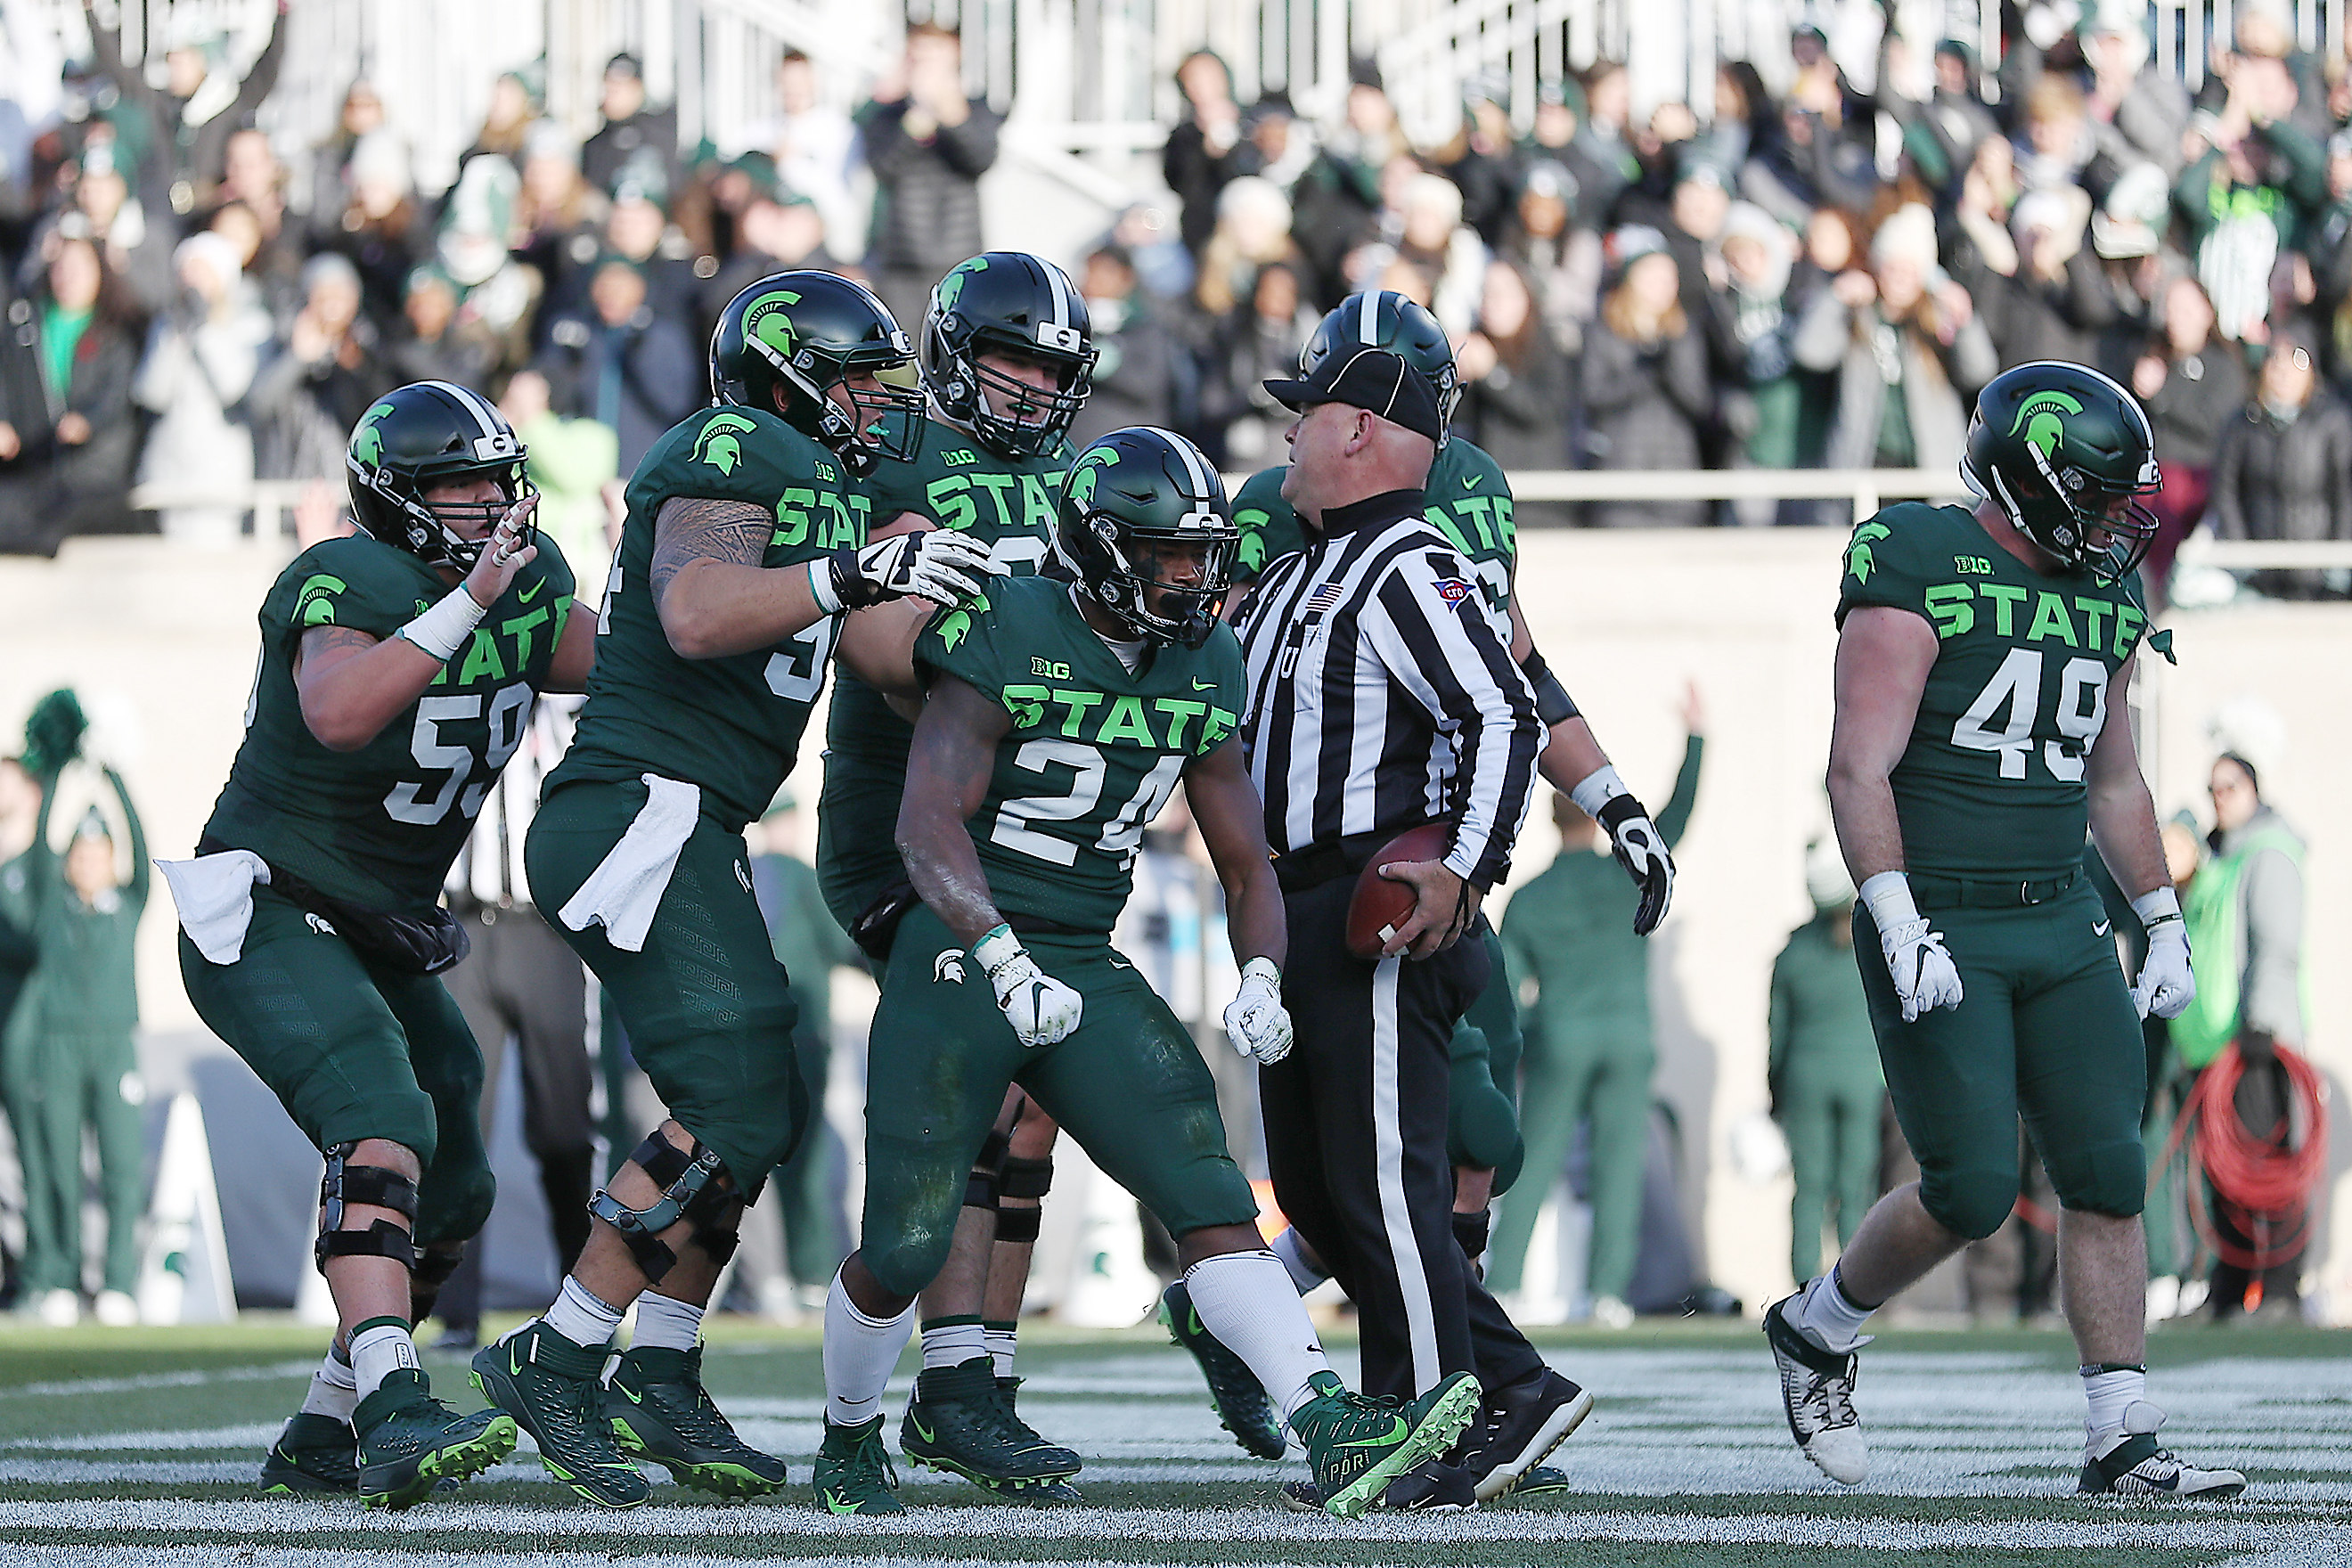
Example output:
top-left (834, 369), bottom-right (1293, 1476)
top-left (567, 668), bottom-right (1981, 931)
top-left (1859, 871), bottom-right (1964, 1024)
top-left (824, 528), bottom-right (1002, 610)
top-left (2130, 887), bottom-right (2196, 1021)
top-left (1222, 957), bottom-right (1293, 1066)
top-left (973, 924), bottom-right (1082, 1048)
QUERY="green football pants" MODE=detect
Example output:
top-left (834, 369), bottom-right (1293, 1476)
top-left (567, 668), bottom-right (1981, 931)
top-left (178, 888), bottom-right (496, 1251)
top-left (526, 779), bottom-right (806, 1196)
top-left (1856, 879), bottom-right (2147, 1240)
top-left (1448, 926), bottom-right (1526, 1189)
top-left (859, 904), bottom-right (1258, 1299)
top-left (1777, 1079), bottom-right (1882, 1281)
top-left (1485, 1027), bottom-right (1653, 1301)
top-left (774, 1020), bottom-right (847, 1286)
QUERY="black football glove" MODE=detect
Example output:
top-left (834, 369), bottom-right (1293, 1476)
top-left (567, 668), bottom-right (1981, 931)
top-left (1596, 794), bottom-right (1675, 935)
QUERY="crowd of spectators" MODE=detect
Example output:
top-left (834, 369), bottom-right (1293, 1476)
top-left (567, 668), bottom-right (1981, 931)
top-left (4, 3), bottom-right (2352, 595)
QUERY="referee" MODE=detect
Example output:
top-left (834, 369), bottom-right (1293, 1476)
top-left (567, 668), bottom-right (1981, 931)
top-left (1234, 347), bottom-right (1583, 1507)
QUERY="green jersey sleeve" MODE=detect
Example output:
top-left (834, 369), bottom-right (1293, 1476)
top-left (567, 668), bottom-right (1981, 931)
top-left (1835, 502), bottom-right (1952, 625)
top-left (915, 588), bottom-right (1013, 706)
top-left (274, 535), bottom-right (435, 640)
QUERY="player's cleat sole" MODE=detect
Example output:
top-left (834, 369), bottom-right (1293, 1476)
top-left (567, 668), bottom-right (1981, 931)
top-left (470, 1321), bottom-right (649, 1509)
top-left (1505, 1463), bottom-right (1572, 1499)
top-left (813, 1414), bottom-right (904, 1514)
top-left (1472, 1367), bottom-right (1593, 1502)
top-left (2079, 1401), bottom-right (2248, 1499)
top-left (352, 1369), bottom-right (518, 1511)
top-left (1160, 1279), bottom-right (1287, 1461)
top-left (1278, 1461), bottom-right (1476, 1514)
top-left (1295, 1369), bottom-right (1482, 1519)
top-left (606, 1343), bottom-right (788, 1499)
top-left (901, 1357), bottom-right (1080, 1493)
top-left (258, 1412), bottom-right (358, 1496)
top-left (1765, 1292), bottom-right (1868, 1486)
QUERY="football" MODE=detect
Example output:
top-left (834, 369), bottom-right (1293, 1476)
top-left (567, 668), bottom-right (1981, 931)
top-left (1344, 822), bottom-right (1454, 959)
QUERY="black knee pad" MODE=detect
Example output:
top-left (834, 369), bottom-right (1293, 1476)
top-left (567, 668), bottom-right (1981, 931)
top-left (316, 1143), bottom-right (420, 1275)
top-left (966, 1127), bottom-right (1009, 1212)
top-left (1921, 1168), bottom-right (2020, 1242)
top-left (994, 1204), bottom-right (1041, 1245)
top-left (589, 1131), bottom-right (737, 1284)
top-left (1000, 1156), bottom-right (1052, 1203)
top-left (409, 1240), bottom-right (465, 1323)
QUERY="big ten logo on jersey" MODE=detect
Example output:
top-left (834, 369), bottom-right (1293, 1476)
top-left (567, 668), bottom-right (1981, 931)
top-left (941, 447), bottom-right (982, 467)
top-left (1921, 582), bottom-right (2145, 657)
top-left (999, 683), bottom-right (1237, 755)
top-left (426, 592), bottom-right (565, 690)
top-left (1031, 657), bottom-right (1073, 680)
top-left (923, 470), bottom-right (1063, 536)
top-left (770, 485), bottom-right (869, 551)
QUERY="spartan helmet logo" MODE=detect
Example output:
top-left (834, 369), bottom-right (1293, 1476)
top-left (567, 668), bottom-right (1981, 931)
top-left (934, 949), bottom-right (968, 984)
top-left (351, 402), bottom-right (396, 467)
top-left (2009, 389), bottom-right (2084, 464)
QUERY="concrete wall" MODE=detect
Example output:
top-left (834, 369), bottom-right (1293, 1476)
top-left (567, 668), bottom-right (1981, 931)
top-left (4, 527), bottom-right (2346, 1319)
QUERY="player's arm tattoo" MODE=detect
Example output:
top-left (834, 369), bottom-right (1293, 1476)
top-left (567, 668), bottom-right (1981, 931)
top-left (649, 495), bottom-right (771, 613)
top-left (291, 625), bottom-right (383, 681)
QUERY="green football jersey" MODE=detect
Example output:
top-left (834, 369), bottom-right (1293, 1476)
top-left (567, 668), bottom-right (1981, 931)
top-left (1836, 502), bottom-right (2153, 883)
top-left (201, 533), bottom-right (576, 916)
top-left (548, 405), bottom-right (870, 832)
top-left (912, 575), bottom-right (1245, 935)
top-left (1233, 437), bottom-right (1516, 633)
top-left (817, 414), bottom-right (1071, 923)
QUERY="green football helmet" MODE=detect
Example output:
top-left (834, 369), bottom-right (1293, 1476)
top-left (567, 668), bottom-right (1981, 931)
top-left (1963, 361), bottom-right (2160, 584)
top-left (921, 251), bottom-right (1096, 461)
top-left (1300, 290), bottom-right (1459, 448)
top-left (708, 271), bottom-right (923, 473)
top-left (344, 380), bottom-right (532, 570)
top-left (1054, 427), bottom-right (1237, 649)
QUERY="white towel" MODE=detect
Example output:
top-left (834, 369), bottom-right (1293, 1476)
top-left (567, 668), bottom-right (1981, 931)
top-left (554, 773), bottom-right (700, 952)
top-left (156, 850), bottom-right (272, 965)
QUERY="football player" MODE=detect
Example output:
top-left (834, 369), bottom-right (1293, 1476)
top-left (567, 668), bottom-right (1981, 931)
top-left (1193, 291), bottom-right (1653, 1502)
top-left (170, 380), bottom-right (593, 1508)
top-left (814, 251), bottom-right (1096, 1499)
top-left (475, 274), bottom-right (998, 1508)
top-left (1769, 361), bottom-right (2242, 1499)
top-left (813, 426), bottom-right (1481, 1519)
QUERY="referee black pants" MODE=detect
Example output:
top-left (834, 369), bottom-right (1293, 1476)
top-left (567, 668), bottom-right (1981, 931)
top-left (1261, 877), bottom-right (1547, 1406)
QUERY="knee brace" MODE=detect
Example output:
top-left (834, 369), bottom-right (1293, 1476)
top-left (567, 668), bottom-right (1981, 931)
top-left (410, 1240), bottom-right (465, 1323)
top-left (966, 1127), bottom-right (1010, 1212)
top-left (591, 1131), bottom-right (740, 1283)
top-left (1000, 1155), bottom-right (1052, 1204)
top-left (315, 1142), bottom-right (419, 1275)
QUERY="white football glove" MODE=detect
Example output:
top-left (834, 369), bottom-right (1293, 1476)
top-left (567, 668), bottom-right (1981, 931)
top-left (828, 528), bottom-right (1001, 610)
top-left (973, 924), bottom-right (1082, 1048)
top-left (1222, 957), bottom-right (1294, 1066)
top-left (1859, 871), bottom-right (1964, 1024)
top-left (2130, 888), bottom-right (2196, 1021)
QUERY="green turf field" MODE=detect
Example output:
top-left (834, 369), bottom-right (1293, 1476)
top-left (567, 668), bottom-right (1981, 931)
top-left (0, 1317), bottom-right (2343, 1565)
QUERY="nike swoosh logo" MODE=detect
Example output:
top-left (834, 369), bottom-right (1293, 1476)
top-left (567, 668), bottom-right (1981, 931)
top-left (910, 1413), bottom-right (935, 1444)
top-left (822, 1489), bottom-right (862, 1514)
top-left (517, 577), bottom-right (546, 604)
top-left (1191, 677), bottom-right (1217, 690)
top-left (1333, 1415), bottom-right (1409, 1449)
top-left (617, 1384), bottom-right (644, 1404)
top-left (2094, 920), bottom-right (2112, 937)
top-left (1462, 475), bottom-right (1480, 489)
top-left (1187, 1308), bottom-right (1205, 1338)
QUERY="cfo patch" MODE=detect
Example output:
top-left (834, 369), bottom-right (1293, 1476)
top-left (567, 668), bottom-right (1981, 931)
top-left (1432, 576), bottom-right (1474, 607)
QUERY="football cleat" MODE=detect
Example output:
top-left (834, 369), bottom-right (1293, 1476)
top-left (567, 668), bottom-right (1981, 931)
top-left (2078, 1401), bottom-right (2248, 1499)
top-left (1291, 1369), bottom-right (1482, 1519)
top-left (470, 1320), bottom-right (649, 1508)
top-left (606, 1343), bottom-right (788, 1498)
top-left (1159, 1279), bottom-right (1287, 1460)
top-left (1471, 1367), bottom-right (1594, 1502)
top-left (1278, 1459), bottom-right (1477, 1514)
top-left (1764, 1293), bottom-right (1868, 1486)
top-left (901, 1356), bottom-right (1080, 1493)
top-left (813, 1414), bottom-right (904, 1514)
top-left (1507, 1463), bottom-right (1572, 1499)
top-left (352, 1368), bottom-right (518, 1510)
top-left (258, 1412), bottom-right (358, 1496)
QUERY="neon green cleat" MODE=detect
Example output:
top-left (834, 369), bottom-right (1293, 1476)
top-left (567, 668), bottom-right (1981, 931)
top-left (1159, 1279), bottom-right (1286, 1460)
top-left (470, 1320), bottom-right (650, 1508)
top-left (1290, 1369), bottom-right (1482, 1519)
top-left (258, 1412), bottom-right (357, 1496)
top-left (813, 1414), bottom-right (904, 1515)
top-left (606, 1343), bottom-right (788, 1498)
top-left (352, 1368), bottom-right (518, 1510)
top-left (901, 1357), bottom-right (1080, 1495)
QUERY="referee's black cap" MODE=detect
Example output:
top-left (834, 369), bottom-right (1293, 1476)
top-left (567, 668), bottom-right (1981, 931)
top-left (1262, 347), bottom-right (1443, 442)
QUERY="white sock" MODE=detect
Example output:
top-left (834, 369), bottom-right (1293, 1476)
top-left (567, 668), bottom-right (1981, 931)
top-left (2082, 1365), bottom-right (2148, 1438)
top-left (1792, 1264), bottom-right (1875, 1353)
top-left (824, 1270), bottom-right (915, 1427)
top-left (299, 1343), bottom-right (359, 1421)
top-left (347, 1319), bottom-right (419, 1401)
top-left (1182, 1249), bottom-right (1333, 1422)
top-left (633, 1291), bottom-right (705, 1352)
top-left (984, 1321), bottom-right (1017, 1380)
top-left (1270, 1229), bottom-right (1328, 1295)
top-left (920, 1317), bottom-right (989, 1371)
top-left (543, 1275), bottom-right (626, 1349)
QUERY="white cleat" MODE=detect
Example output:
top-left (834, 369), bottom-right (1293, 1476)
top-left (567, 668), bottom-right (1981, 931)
top-left (1764, 1294), bottom-right (1867, 1485)
top-left (2079, 1401), bottom-right (2247, 1499)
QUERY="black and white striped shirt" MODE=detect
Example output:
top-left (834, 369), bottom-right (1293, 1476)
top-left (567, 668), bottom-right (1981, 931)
top-left (1234, 490), bottom-right (1541, 889)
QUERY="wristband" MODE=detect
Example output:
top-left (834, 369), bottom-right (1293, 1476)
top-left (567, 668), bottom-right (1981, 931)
top-left (395, 585), bottom-right (489, 662)
top-left (972, 922), bottom-right (1023, 973)
top-left (1568, 764), bottom-right (1628, 818)
top-left (1517, 649), bottom-right (1580, 727)
top-left (1858, 870), bottom-right (1922, 932)
top-left (1239, 955), bottom-right (1281, 990)
top-left (2131, 886), bottom-right (2184, 930)
top-left (807, 558), bottom-right (845, 617)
